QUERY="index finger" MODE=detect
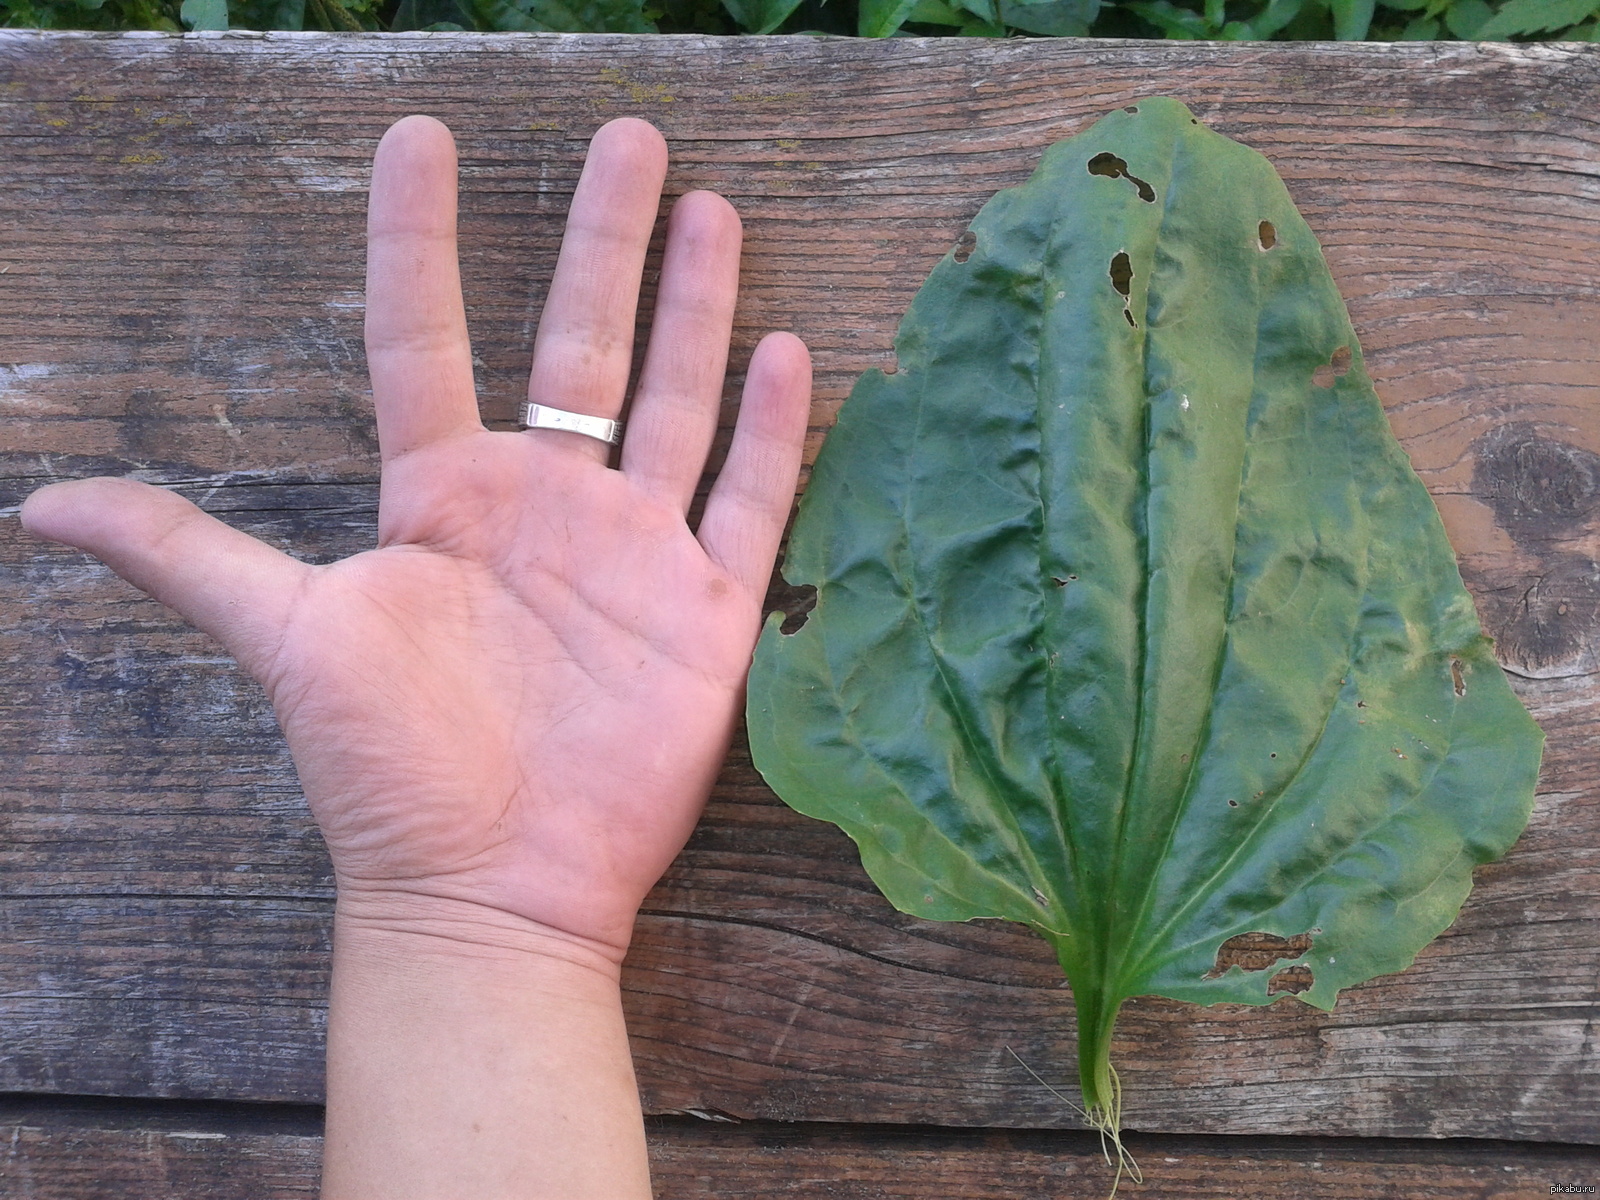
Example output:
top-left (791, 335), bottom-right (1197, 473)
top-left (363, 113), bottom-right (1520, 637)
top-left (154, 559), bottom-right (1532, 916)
top-left (365, 115), bottom-right (482, 462)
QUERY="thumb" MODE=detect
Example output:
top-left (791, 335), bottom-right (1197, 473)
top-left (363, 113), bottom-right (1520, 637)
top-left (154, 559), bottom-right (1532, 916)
top-left (22, 477), bottom-right (312, 680)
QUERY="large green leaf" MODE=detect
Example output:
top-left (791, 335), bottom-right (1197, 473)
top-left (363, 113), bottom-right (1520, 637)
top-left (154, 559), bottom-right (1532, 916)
top-left (747, 97), bottom-right (1542, 1132)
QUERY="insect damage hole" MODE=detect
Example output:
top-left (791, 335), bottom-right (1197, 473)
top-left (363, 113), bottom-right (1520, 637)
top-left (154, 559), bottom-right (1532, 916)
top-left (1268, 965), bottom-right (1314, 995)
top-left (953, 230), bottom-right (977, 263)
top-left (1451, 658), bottom-right (1466, 697)
top-left (1257, 220), bottom-right (1276, 250)
top-left (1086, 152), bottom-right (1156, 203)
top-left (1312, 344), bottom-right (1353, 389)
top-left (1108, 252), bottom-right (1133, 297)
top-left (775, 583), bottom-right (818, 635)
top-left (1204, 930), bottom-right (1314, 979)
top-left (1108, 252), bottom-right (1137, 328)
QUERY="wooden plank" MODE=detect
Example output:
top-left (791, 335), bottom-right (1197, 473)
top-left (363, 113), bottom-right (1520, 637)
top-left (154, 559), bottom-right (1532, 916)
top-left (651, 1122), bottom-right (1600, 1199)
top-left (4, 1097), bottom-right (1596, 1199)
top-left (0, 1097), bottom-right (322, 1199)
top-left (1, 32), bottom-right (1597, 1139)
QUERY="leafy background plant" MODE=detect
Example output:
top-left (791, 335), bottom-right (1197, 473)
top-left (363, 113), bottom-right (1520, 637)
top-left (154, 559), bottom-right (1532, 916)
top-left (3, 0), bottom-right (1596, 40)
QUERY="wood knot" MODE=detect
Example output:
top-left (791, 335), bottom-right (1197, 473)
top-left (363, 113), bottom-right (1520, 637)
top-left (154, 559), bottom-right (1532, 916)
top-left (1475, 423), bottom-right (1600, 531)
top-left (1468, 423), bottom-right (1600, 678)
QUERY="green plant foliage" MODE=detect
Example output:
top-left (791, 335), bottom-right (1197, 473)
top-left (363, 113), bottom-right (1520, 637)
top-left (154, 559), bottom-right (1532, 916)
top-left (1, 0), bottom-right (182, 30)
top-left (1000, 0), bottom-right (1101, 35)
top-left (1331, 0), bottom-right (1374, 37)
top-left (5, 0), bottom-right (1596, 39)
top-left (721, 0), bottom-right (800, 33)
top-left (180, 0), bottom-right (225, 26)
top-left (170, 0), bottom-right (384, 30)
top-left (859, 0), bottom-right (921, 35)
top-left (1478, 0), bottom-right (1600, 36)
top-left (746, 97), bottom-right (1542, 1135)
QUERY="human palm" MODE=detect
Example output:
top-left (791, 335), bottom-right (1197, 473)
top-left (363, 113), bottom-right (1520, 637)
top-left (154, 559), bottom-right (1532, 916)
top-left (21, 115), bottom-right (810, 962)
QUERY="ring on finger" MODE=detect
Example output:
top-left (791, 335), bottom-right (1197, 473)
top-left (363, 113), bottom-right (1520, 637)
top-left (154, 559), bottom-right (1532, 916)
top-left (518, 402), bottom-right (622, 446)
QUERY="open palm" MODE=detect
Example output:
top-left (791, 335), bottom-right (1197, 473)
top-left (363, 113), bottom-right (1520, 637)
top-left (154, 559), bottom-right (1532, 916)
top-left (21, 115), bottom-right (811, 962)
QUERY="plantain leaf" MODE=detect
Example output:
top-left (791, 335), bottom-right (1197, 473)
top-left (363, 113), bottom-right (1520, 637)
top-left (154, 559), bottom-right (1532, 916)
top-left (747, 97), bottom-right (1542, 1130)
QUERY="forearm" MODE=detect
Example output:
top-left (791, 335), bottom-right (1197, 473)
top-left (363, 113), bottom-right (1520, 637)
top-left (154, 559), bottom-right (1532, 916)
top-left (321, 894), bottom-right (651, 1200)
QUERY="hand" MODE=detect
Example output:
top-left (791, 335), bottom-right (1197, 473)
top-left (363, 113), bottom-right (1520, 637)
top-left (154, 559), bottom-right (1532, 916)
top-left (20, 115), bottom-right (812, 965)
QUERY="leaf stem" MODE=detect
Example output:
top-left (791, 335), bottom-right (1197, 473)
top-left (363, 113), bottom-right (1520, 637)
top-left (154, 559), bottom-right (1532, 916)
top-left (1070, 981), bottom-right (1121, 1120)
top-left (1069, 982), bottom-right (1142, 1197)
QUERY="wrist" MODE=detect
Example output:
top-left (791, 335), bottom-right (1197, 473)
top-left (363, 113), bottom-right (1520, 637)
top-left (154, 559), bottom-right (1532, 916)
top-left (323, 890), bottom-right (649, 1200)
top-left (333, 887), bottom-right (629, 984)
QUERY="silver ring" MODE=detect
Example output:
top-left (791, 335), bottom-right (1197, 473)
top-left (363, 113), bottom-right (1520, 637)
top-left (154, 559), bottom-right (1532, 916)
top-left (518, 402), bottom-right (622, 445)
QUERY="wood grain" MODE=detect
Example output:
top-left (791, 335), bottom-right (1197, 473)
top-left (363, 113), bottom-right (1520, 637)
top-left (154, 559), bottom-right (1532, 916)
top-left (4, 1098), bottom-right (1597, 1199)
top-left (0, 31), bottom-right (1597, 1141)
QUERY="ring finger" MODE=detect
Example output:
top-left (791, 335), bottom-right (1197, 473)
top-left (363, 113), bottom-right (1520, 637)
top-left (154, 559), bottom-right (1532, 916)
top-left (525, 118), bottom-right (669, 465)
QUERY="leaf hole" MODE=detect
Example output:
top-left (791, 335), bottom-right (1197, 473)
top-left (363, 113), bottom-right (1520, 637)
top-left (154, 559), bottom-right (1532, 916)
top-left (1051, 577), bottom-right (1068, 588)
top-left (1257, 220), bottom-right (1276, 250)
top-left (1356, 699), bottom-right (1367, 708)
top-left (771, 581), bottom-right (818, 635)
top-left (953, 230), bottom-right (977, 264)
top-left (1451, 658), bottom-right (1466, 696)
top-left (1108, 251), bottom-right (1133, 298)
top-left (1123, 105), bottom-right (1138, 113)
top-left (1086, 152), bottom-right (1156, 203)
top-left (1110, 251), bottom-right (1137, 329)
top-left (1268, 965), bottom-right (1314, 995)
top-left (1313, 345), bottom-right (1353, 388)
top-left (1204, 930), bottom-right (1314, 979)
top-left (1269, 752), bottom-right (1277, 758)
top-left (1227, 799), bottom-right (1238, 807)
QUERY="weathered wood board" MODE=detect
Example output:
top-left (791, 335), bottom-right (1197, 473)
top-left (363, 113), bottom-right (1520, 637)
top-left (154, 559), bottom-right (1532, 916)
top-left (1, 31), bottom-right (1597, 1144)
top-left (4, 1098), bottom-right (1597, 1199)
